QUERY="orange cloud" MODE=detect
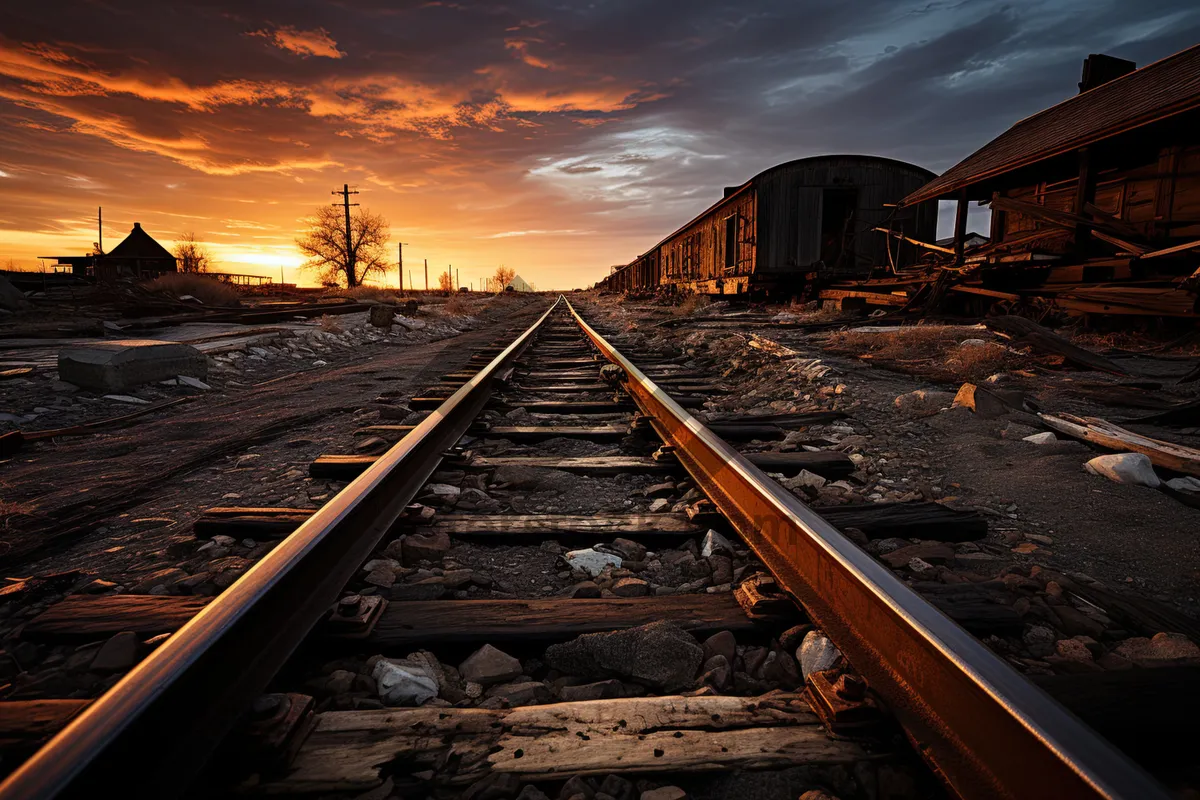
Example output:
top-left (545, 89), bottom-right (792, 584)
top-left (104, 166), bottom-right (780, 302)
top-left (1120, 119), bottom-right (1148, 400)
top-left (250, 26), bottom-right (345, 59)
top-left (505, 39), bottom-right (554, 70)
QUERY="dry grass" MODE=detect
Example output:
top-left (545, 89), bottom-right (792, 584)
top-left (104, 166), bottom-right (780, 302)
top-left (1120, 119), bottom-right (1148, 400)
top-left (331, 285), bottom-right (404, 304)
top-left (673, 293), bottom-right (712, 316)
top-left (827, 325), bottom-right (1022, 382)
top-left (318, 314), bottom-right (343, 334)
top-left (443, 294), bottom-right (471, 316)
top-left (143, 273), bottom-right (241, 306)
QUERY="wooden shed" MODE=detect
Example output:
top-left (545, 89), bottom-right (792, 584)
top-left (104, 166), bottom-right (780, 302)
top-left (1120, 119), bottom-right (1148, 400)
top-left (899, 46), bottom-right (1200, 316)
top-left (96, 223), bottom-right (178, 281)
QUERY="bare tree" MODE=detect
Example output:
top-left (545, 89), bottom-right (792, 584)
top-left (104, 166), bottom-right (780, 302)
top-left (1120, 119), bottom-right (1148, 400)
top-left (492, 265), bottom-right (515, 292)
top-left (173, 232), bottom-right (213, 273)
top-left (296, 205), bottom-right (390, 288)
top-left (437, 270), bottom-right (454, 292)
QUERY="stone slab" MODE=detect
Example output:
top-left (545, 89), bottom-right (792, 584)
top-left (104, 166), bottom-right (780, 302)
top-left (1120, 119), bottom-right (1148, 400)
top-left (58, 339), bottom-right (207, 392)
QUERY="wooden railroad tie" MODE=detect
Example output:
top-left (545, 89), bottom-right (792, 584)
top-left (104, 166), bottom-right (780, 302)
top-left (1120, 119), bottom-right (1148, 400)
top-left (193, 503), bottom-right (984, 544)
top-left (308, 452), bottom-right (856, 481)
top-left (247, 693), bottom-right (865, 794)
top-left (22, 594), bottom-right (769, 648)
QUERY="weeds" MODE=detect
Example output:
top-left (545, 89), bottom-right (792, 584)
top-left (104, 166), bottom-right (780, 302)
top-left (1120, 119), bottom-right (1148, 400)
top-left (827, 324), bottom-right (1021, 382)
top-left (443, 295), bottom-right (471, 316)
top-left (143, 273), bottom-right (241, 306)
top-left (673, 294), bottom-right (711, 317)
top-left (318, 314), bottom-right (343, 334)
top-left (330, 285), bottom-right (404, 304)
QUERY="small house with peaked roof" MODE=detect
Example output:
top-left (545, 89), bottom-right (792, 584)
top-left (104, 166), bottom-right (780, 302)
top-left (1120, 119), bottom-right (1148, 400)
top-left (97, 222), bottom-right (177, 281)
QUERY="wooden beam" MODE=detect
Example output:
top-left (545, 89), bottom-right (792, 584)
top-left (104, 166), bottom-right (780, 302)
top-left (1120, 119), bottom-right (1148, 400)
top-left (953, 189), bottom-right (969, 266)
top-left (982, 316), bottom-right (1127, 375)
top-left (0, 700), bottom-right (91, 748)
top-left (369, 594), bottom-right (769, 648)
top-left (248, 693), bottom-right (867, 794)
top-left (420, 513), bottom-right (703, 539)
top-left (23, 595), bottom-right (210, 641)
top-left (1138, 237), bottom-right (1200, 260)
top-left (1073, 147), bottom-right (1096, 255)
top-left (871, 227), bottom-right (957, 255)
top-left (1040, 413), bottom-right (1200, 477)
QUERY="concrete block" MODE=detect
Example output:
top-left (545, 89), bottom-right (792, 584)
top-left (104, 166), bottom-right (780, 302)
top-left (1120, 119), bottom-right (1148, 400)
top-left (58, 339), bottom-right (207, 392)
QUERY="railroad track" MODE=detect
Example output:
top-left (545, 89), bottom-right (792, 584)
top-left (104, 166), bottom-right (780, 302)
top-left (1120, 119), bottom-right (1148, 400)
top-left (0, 297), bottom-right (1174, 799)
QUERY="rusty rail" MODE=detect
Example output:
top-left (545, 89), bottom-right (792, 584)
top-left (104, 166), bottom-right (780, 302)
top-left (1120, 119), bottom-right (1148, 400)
top-left (0, 298), bottom-right (560, 799)
top-left (564, 297), bottom-right (1167, 800)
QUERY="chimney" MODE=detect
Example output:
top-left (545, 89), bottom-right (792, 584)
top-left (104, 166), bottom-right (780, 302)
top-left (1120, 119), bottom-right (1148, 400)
top-left (1079, 54), bottom-right (1136, 93)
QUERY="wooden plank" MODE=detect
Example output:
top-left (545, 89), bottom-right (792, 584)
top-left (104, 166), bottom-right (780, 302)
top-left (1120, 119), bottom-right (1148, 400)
top-left (194, 507), bottom-right (316, 538)
top-left (0, 700), bottom-right (90, 747)
top-left (516, 382), bottom-right (721, 393)
top-left (818, 502), bottom-right (987, 542)
top-left (983, 316), bottom-right (1127, 375)
top-left (23, 595), bottom-right (210, 641)
top-left (370, 594), bottom-right (763, 648)
top-left (471, 456), bottom-right (675, 476)
top-left (1040, 413), bottom-right (1200, 477)
top-left (424, 513), bottom-right (703, 539)
top-left (475, 452), bottom-right (855, 479)
top-left (357, 424), bottom-right (629, 443)
top-left (818, 289), bottom-right (909, 307)
top-left (252, 693), bottom-right (864, 793)
top-left (196, 510), bottom-right (705, 541)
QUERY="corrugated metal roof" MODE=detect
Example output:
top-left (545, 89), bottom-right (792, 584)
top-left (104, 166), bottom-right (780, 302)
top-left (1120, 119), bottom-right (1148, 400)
top-left (900, 44), bottom-right (1200, 207)
top-left (106, 223), bottom-right (176, 260)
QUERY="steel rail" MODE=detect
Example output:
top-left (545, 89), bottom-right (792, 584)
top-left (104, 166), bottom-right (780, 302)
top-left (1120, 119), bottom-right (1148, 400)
top-left (0, 297), bottom-right (561, 800)
top-left (564, 297), bottom-right (1168, 800)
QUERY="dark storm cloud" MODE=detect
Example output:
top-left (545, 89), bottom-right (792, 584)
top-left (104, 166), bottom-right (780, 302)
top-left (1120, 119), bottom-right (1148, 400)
top-left (0, 0), bottom-right (1197, 282)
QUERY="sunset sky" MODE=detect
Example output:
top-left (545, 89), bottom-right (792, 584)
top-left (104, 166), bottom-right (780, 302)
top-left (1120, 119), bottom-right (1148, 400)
top-left (2, 1), bottom-right (1198, 289)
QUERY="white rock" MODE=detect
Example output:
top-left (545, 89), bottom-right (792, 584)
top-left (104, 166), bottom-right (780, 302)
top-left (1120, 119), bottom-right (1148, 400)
top-left (798, 630), bottom-right (842, 679)
top-left (958, 338), bottom-right (988, 348)
top-left (564, 548), bottom-right (622, 577)
top-left (648, 498), bottom-right (670, 513)
top-left (701, 529), bottom-right (734, 557)
top-left (103, 394), bottom-right (149, 404)
top-left (177, 375), bottom-right (210, 390)
top-left (780, 469), bottom-right (826, 492)
top-left (1084, 453), bottom-right (1160, 488)
top-left (372, 659), bottom-right (438, 706)
top-left (1166, 476), bottom-right (1200, 493)
top-left (313, 360), bottom-right (328, 367)
top-left (1022, 432), bottom-right (1057, 445)
top-left (424, 484), bottom-right (461, 500)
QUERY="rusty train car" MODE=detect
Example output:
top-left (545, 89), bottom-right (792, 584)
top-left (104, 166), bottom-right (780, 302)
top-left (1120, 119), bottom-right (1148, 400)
top-left (598, 154), bottom-right (939, 297)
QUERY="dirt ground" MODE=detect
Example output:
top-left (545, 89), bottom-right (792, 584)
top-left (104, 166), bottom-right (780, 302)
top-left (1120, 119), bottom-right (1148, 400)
top-left (586, 293), bottom-right (1200, 620)
top-left (0, 294), bottom-right (547, 579)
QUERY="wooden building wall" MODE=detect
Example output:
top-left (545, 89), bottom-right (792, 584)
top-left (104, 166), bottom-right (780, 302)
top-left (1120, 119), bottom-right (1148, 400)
top-left (659, 189), bottom-right (757, 285)
top-left (754, 157), bottom-right (937, 277)
top-left (995, 141), bottom-right (1200, 253)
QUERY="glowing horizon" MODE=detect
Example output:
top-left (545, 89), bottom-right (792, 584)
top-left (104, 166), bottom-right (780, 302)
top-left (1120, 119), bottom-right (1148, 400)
top-left (3, 2), bottom-right (1196, 289)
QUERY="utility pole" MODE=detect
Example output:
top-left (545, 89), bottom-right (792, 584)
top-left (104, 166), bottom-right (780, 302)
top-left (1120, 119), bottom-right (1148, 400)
top-left (97, 207), bottom-right (103, 253)
top-left (424, 258), bottom-right (428, 291)
top-left (456, 267), bottom-right (460, 292)
top-left (331, 184), bottom-right (360, 284)
top-left (397, 242), bottom-right (409, 292)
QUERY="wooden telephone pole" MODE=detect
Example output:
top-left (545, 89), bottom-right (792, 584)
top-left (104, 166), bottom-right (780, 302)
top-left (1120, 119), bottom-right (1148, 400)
top-left (331, 184), bottom-right (360, 284)
top-left (424, 258), bottom-right (428, 291)
top-left (397, 242), bottom-right (410, 292)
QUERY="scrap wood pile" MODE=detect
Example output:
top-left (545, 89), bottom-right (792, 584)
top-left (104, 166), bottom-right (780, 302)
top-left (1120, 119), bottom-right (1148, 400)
top-left (825, 203), bottom-right (1200, 318)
